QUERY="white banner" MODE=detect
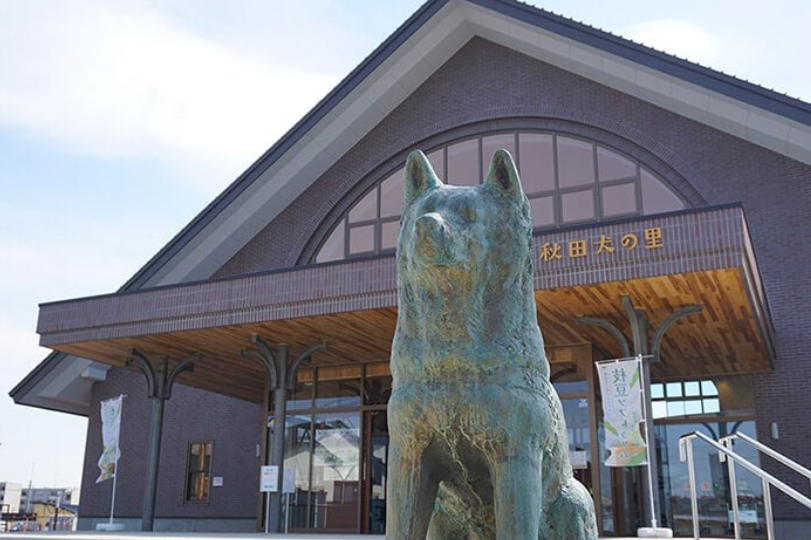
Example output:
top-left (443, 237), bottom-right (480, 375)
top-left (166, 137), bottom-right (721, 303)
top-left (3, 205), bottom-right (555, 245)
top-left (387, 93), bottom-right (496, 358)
top-left (596, 358), bottom-right (647, 467)
top-left (96, 395), bottom-right (123, 483)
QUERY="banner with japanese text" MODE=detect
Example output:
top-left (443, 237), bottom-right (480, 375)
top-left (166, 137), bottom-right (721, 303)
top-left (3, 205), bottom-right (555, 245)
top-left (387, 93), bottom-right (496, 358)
top-left (596, 358), bottom-right (647, 467)
top-left (96, 395), bottom-right (123, 483)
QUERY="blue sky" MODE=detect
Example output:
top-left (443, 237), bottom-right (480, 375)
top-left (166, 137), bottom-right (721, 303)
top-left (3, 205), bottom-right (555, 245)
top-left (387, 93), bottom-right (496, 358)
top-left (1, 0), bottom-right (810, 489)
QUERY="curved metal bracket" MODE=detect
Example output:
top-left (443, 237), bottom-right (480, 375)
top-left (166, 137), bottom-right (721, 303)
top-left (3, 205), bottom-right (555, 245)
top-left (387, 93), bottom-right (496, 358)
top-left (251, 334), bottom-right (278, 366)
top-left (243, 334), bottom-right (280, 389)
top-left (286, 342), bottom-right (327, 389)
top-left (578, 317), bottom-right (630, 358)
top-left (165, 354), bottom-right (201, 399)
top-left (242, 349), bottom-right (278, 388)
top-left (622, 295), bottom-right (649, 355)
top-left (126, 348), bottom-right (157, 397)
top-left (651, 305), bottom-right (702, 362)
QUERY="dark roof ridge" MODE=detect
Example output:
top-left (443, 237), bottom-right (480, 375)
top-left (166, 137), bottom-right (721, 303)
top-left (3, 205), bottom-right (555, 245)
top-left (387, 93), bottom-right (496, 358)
top-left (482, 0), bottom-right (811, 120)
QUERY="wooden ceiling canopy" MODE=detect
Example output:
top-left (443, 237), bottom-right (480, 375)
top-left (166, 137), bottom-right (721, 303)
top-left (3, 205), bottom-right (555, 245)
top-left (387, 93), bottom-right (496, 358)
top-left (50, 268), bottom-right (771, 403)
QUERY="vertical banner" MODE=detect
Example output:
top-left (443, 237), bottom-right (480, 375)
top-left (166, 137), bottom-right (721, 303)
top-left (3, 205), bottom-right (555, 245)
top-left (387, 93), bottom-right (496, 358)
top-left (96, 396), bottom-right (123, 483)
top-left (597, 358), bottom-right (647, 467)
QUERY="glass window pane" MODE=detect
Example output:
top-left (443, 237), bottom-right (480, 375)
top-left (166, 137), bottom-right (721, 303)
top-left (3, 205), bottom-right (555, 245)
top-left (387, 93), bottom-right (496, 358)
top-left (684, 400), bottom-right (703, 415)
top-left (381, 220), bottom-right (399, 251)
top-left (597, 146), bottom-right (636, 181)
top-left (561, 189), bottom-right (594, 223)
top-left (652, 401), bottom-right (668, 419)
top-left (666, 382), bottom-right (683, 398)
top-left (701, 380), bottom-right (719, 396)
top-left (684, 381), bottom-right (701, 396)
top-left (667, 401), bottom-right (685, 417)
top-left (379, 169), bottom-right (405, 218)
top-left (348, 188), bottom-right (377, 223)
top-left (560, 398), bottom-right (591, 470)
top-left (529, 195), bottom-right (555, 228)
top-left (640, 169), bottom-right (685, 215)
top-left (315, 366), bottom-right (361, 409)
top-left (550, 362), bottom-right (587, 395)
top-left (364, 373), bottom-right (392, 405)
top-left (601, 182), bottom-right (637, 217)
top-left (427, 149), bottom-right (445, 178)
top-left (447, 138), bottom-right (480, 186)
top-left (287, 370), bottom-right (313, 410)
top-left (185, 442), bottom-right (212, 503)
top-left (315, 220), bottom-right (345, 264)
top-left (348, 224), bottom-right (375, 254)
top-left (311, 412), bottom-right (361, 530)
top-left (518, 133), bottom-right (555, 193)
top-left (481, 133), bottom-right (516, 178)
top-left (703, 398), bottom-right (721, 414)
top-left (557, 136), bottom-right (595, 188)
top-left (284, 413), bottom-right (312, 528)
top-left (651, 383), bottom-right (664, 399)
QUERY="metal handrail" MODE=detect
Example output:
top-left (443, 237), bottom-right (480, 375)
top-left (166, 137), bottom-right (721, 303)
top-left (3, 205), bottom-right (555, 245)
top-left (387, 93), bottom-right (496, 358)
top-left (720, 431), bottom-right (811, 486)
top-left (718, 431), bottom-right (811, 540)
top-left (679, 431), bottom-right (811, 540)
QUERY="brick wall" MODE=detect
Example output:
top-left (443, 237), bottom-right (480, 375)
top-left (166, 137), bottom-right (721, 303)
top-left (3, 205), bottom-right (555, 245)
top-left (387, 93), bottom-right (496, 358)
top-left (80, 368), bottom-right (262, 523)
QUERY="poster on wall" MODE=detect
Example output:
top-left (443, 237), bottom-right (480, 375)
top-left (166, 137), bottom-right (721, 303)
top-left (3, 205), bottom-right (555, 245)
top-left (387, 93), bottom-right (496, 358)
top-left (596, 358), bottom-right (648, 467)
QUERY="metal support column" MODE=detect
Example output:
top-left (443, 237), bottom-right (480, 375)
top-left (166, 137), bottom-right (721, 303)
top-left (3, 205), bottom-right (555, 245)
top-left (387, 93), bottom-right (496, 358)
top-left (242, 336), bottom-right (326, 533)
top-left (126, 349), bottom-right (200, 532)
top-left (580, 296), bottom-right (701, 532)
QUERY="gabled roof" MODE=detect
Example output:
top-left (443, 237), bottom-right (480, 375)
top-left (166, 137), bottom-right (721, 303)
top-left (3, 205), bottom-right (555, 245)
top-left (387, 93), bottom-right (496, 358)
top-left (115, 0), bottom-right (811, 291)
top-left (13, 0), bottom-right (811, 414)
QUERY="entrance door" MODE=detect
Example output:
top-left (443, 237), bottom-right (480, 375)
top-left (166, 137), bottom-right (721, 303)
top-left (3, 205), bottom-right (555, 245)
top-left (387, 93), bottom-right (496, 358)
top-left (362, 410), bottom-right (388, 534)
top-left (549, 356), bottom-right (605, 533)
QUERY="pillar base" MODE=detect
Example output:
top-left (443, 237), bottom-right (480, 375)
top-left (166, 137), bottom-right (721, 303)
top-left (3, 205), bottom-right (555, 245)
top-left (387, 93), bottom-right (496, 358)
top-left (638, 526), bottom-right (673, 538)
top-left (95, 523), bottom-right (126, 531)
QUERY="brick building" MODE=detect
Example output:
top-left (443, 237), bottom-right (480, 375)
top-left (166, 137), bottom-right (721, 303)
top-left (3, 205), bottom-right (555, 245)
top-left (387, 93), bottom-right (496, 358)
top-left (11, 0), bottom-right (811, 537)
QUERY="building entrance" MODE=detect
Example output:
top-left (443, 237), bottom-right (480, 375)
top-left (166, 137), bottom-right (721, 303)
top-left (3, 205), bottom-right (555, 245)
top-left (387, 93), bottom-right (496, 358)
top-left (362, 410), bottom-right (388, 534)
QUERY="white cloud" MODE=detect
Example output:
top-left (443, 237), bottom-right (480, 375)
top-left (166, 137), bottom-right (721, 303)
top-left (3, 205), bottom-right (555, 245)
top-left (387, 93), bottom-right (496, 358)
top-left (625, 19), bottom-right (726, 67)
top-left (0, 0), bottom-right (338, 194)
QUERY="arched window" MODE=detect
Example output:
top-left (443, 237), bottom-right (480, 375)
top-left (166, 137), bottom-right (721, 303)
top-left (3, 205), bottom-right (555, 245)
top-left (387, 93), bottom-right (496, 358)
top-left (314, 131), bottom-right (686, 263)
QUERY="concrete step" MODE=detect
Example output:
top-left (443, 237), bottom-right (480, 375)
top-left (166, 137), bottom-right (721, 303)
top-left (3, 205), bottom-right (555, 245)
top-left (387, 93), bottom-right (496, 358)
top-left (0, 533), bottom-right (770, 540)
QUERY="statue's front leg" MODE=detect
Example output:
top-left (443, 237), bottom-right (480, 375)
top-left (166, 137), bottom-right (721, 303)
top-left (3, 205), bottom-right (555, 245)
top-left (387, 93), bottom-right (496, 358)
top-left (491, 445), bottom-right (543, 540)
top-left (386, 432), bottom-right (440, 540)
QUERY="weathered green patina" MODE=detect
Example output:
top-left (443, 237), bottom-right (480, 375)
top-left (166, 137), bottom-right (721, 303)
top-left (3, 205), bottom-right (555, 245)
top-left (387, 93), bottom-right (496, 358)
top-left (387, 150), bottom-right (598, 540)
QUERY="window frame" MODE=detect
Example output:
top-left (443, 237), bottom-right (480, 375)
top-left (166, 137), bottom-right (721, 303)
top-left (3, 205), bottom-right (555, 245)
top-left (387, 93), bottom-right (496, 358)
top-left (183, 441), bottom-right (214, 505)
top-left (313, 130), bottom-right (687, 264)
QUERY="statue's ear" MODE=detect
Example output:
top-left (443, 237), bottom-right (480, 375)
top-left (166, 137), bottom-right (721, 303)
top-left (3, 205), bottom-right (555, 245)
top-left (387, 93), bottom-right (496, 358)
top-left (485, 149), bottom-right (523, 199)
top-left (405, 150), bottom-right (442, 204)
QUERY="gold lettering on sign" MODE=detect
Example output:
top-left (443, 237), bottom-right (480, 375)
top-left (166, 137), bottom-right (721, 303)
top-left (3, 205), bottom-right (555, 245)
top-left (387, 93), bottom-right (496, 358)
top-left (568, 240), bottom-right (588, 258)
top-left (538, 227), bottom-right (666, 263)
top-left (621, 233), bottom-right (639, 251)
top-left (540, 242), bottom-right (563, 261)
top-left (595, 234), bottom-right (615, 255)
top-left (645, 227), bottom-right (664, 249)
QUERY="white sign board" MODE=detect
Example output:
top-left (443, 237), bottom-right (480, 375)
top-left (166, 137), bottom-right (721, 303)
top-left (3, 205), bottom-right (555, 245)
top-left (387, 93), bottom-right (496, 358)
top-left (260, 465), bottom-right (279, 492)
top-left (212, 476), bottom-right (223, 487)
top-left (570, 450), bottom-right (589, 470)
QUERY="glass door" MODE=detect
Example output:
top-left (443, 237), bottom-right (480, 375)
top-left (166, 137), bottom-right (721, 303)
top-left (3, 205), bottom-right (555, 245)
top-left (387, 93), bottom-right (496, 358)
top-left (549, 356), bottom-right (605, 533)
top-left (362, 410), bottom-right (389, 534)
